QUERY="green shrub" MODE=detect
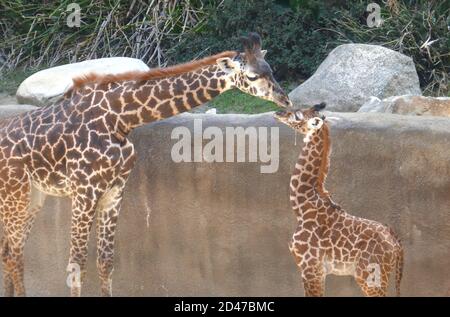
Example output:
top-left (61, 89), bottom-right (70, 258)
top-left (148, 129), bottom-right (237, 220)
top-left (165, 0), bottom-right (338, 81)
top-left (0, 0), bottom-right (208, 73)
top-left (167, 0), bottom-right (448, 96)
top-left (1, 0), bottom-right (447, 98)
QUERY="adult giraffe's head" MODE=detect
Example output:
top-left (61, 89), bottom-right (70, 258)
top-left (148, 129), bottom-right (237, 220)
top-left (274, 102), bottom-right (327, 142)
top-left (215, 32), bottom-right (292, 108)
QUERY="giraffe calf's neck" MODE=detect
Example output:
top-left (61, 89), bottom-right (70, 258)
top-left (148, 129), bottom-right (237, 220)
top-left (290, 124), bottom-right (333, 219)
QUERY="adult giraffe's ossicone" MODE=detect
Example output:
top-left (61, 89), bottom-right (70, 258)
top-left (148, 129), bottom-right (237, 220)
top-left (0, 32), bottom-right (290, 297)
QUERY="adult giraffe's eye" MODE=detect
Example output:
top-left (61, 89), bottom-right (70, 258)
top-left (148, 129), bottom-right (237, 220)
top-left (246, 73), bottom-right (259, 81)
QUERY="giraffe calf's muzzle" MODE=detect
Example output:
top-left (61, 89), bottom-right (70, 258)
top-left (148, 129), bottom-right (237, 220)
top-left (275, 109), bottom-right (288, 116)
top-left (274, 109), bottom-right (291, 121)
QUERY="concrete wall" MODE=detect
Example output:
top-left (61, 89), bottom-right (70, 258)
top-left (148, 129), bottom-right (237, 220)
top-left (0, 111), bottom-right (449, 296)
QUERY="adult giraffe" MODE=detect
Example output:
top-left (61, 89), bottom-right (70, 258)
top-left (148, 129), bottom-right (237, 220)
top-left (0, 33), bottom-right (291, 297)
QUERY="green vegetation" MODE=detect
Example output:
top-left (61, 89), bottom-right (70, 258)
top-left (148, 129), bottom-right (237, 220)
top-left (209, 90), bottom-right (279, 114)
top-left (0, 68), bottom-right (42, 95)
top-left (166, 0), bottom-right (338, 82)
top-left (1, 0), bottom-right (448, 112)
top-left (330, 0), bottom-right (449, 95)
top-left (0, 0), bottom-right (209, 71)
top-left (168, 0), bottom-right (448, 96)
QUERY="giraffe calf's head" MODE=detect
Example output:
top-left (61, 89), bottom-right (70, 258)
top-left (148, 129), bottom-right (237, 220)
top-left (274, 102), bottom-right (327, 142)
top-left (216, 32), bottom-right (292, 109)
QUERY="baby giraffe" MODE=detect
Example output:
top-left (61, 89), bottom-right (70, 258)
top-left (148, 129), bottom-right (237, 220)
top-left (275, 103), bottom-right (404, 297)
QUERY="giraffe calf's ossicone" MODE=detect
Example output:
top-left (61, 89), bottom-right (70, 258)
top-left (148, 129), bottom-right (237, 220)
top-left (275, 104), bottom-right (404, 297)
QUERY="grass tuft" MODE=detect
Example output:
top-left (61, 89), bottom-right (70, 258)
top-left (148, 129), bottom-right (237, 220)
top-left (209, 89), bottom-right (279, 114)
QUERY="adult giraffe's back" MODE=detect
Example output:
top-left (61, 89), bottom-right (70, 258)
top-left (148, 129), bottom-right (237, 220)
top-left (0, 33), bottom-right (291, 296)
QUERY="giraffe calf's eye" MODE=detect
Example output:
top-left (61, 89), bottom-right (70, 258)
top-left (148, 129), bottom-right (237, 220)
top-left (246, 74), bottom-right (259, 81)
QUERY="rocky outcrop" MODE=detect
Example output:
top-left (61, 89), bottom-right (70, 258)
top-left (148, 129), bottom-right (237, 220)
top-left (16, 57), bottom-right (150, 107)
top-left (358, 95), bottom-right (450, 117)
top-left (289, 44), bottom-right (422, 112)
top-left (0, 112), bottom-right (448, 296)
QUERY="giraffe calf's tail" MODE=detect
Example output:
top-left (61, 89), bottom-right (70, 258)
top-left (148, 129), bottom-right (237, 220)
top-left (394, 243), bottom-right (404, 297)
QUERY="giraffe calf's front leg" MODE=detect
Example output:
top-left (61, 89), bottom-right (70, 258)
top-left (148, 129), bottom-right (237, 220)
top-left (301, 269), bottom-right (326, 297)
top-left (355, 261), bottom-right (390, 297)
top-left (356, 277), bottom-right (388, 297)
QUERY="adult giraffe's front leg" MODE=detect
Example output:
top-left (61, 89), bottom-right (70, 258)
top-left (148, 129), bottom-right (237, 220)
top-left (95, 180), bottom-right (127, 297)
top-left (68, 187), bottom-right (102, 297)
top-left (96, 141), bottom-right (136, 297)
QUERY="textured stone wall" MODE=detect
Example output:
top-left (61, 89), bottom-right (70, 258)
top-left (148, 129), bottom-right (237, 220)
top-left (0, 111), bottom-right (449, 296)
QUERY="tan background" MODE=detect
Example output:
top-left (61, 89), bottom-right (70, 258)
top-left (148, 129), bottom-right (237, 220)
top-left (0, 112), bottom-right (449, 296)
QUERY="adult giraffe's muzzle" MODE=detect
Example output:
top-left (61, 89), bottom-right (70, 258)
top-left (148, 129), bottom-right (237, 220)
top-left (274, 93), bottom-right (293, 109)
top-left (271, 81), bottom-right (293, 109)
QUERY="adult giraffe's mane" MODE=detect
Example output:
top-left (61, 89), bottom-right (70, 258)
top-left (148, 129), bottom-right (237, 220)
top-left (67, 50), bottom-right (238, 94)
top-left (316, 122), bottom-right (331, 195)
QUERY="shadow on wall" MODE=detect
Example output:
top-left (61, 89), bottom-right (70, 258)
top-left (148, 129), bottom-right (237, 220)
top-left (0, 112), bottom-right (449, 296)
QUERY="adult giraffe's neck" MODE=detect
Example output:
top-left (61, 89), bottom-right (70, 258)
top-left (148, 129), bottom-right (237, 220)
top-left (110, 64), bottom-right (231, 135)
top-left (316, 124), bottom-right (331, 197)
top-left (290, 124), bottom-right (332, 216)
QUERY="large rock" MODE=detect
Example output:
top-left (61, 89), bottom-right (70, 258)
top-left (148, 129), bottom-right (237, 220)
top-left (16, 57), bottom-right (150, 107)
top-left (0, 112), bottom-right (449, 296)
top-left (358, 95), bottom-right (450, 117)
top-left (289, 44), bottom-right (422, 112)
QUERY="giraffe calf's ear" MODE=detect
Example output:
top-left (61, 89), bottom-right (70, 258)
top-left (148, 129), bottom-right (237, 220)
top-left (261, 50), bottom-right (267, 58)
top-left (216, 57), bottom-right (239, 74)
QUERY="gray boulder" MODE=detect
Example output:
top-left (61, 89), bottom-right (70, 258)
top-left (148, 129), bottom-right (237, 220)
top-left (16, 57), bottom-right (150, 107)
top-left (359, 95), bottom-right (450, 117)
top-left (289, 44), bottom-right (422, 112)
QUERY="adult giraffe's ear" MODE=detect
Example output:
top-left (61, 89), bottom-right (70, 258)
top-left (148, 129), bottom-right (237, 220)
top-left (261, 50), bottom-right (267, 58)
top-left (313, 102), bottom-right (327, 111)
top-left (216, 57), bottom-right (240, 74)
